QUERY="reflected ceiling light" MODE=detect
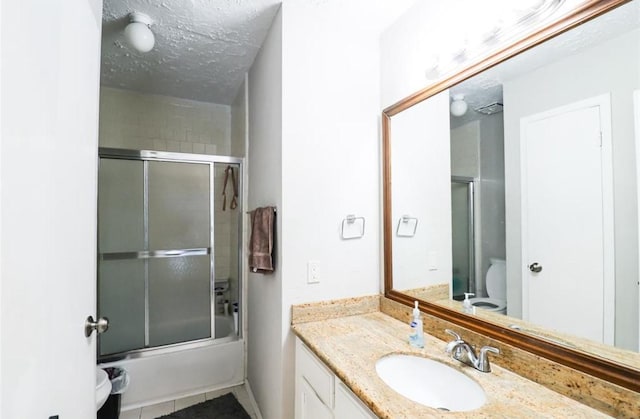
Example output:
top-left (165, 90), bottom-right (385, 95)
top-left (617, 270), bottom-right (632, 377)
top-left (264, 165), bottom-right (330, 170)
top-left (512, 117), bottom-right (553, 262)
top-left (450, 94), bottom-right (468, 117)
top-left (124, 12), bottom-right (155, 53)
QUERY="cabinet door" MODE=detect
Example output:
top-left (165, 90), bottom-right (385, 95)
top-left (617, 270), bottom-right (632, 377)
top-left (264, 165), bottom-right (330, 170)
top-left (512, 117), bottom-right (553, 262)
top-left (296, 339), bottom-right (334, 408)
top-left (334, 381), bottom-right (377, 419)
top-left (299, 379), bottom-right (333, 419)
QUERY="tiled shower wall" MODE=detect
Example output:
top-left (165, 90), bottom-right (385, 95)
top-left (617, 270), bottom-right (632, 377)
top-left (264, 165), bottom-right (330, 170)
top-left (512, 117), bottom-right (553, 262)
top-left (214, 163), bottom-right (241, 307)
top-left (99, 87), bottom-right (231, 155)
top-left (98, 85), bottom-right (245, 317)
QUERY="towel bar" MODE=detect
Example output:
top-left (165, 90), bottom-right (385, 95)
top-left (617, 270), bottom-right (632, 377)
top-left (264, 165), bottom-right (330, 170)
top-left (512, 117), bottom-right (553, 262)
top-left (246, 207), bottom-right (276, 214)
top-left (396, 215), bottom-right (418, 237)
top-left (341, 214), bottom-right (365, 239)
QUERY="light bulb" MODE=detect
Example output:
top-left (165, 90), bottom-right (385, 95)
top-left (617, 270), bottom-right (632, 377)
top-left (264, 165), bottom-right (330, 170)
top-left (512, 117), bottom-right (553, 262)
top-left (124, 13), bottom-right (155, 53)
top-left (450, 94), bottom-right (468, 117)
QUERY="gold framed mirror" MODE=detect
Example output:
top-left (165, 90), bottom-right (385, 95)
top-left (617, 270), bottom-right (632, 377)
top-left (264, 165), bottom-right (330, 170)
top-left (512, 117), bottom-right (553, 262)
top-left (382, 0), bottom-right (639, 392)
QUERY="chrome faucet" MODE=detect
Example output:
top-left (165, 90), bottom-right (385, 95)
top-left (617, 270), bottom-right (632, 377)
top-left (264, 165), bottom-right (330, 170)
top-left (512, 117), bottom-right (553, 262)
top-left (444, 329), bottom-right (500, 373)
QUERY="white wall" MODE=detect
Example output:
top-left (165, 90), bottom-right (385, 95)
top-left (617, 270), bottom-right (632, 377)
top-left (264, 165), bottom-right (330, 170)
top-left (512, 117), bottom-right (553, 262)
top-left (279, 3), bottom-right (423, 416)
top-left (231, 80), bottom-right (247, 158)
top-left (0, 0), bottom-right (4, 408)
top-left (392, 92), bottom-right (452, 291)
top-left (280, 0), bottom-right (415, 311)
top-left (380, 1), bottom-right (452, 105)
top-left (280, 3), bottom-right (384, 416)
top-left (503, 29), bottom-right (639, 349)
top-left (99, 87), bottom-right (231, 154)
top-left (247, 9), bottom-right (283, 419)
top-left (247, 1), bottom-right (416, 417)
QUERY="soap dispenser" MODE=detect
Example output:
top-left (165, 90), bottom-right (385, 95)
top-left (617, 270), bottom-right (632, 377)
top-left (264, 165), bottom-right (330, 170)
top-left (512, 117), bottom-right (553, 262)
top-left (462, 292), bottom-right (475, 314)
top-left (409, 301), bottom-right (425, 348)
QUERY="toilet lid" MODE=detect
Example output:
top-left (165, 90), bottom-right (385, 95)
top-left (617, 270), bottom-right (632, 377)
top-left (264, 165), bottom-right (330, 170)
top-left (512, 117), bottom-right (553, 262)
top-left (486, 259), bottom-right (506, 300)
top-left (470, 297), bottom-right (506, 311)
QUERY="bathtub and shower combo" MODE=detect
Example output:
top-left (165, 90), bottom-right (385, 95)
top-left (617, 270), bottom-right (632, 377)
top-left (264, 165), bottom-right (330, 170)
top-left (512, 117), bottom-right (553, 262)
top-left (97, 148), bottom-right (245, 410)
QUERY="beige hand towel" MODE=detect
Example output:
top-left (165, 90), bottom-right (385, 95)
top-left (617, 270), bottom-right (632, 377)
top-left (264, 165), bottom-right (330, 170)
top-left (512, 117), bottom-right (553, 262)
top-left (249, 206), bottom-right (276, 273)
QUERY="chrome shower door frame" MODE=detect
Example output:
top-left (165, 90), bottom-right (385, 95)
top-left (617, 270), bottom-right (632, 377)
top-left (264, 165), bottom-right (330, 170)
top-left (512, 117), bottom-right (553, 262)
top-left (98, 148), bottom-right (244, 362)
top-left (451, 176), bottom-right (476, 297)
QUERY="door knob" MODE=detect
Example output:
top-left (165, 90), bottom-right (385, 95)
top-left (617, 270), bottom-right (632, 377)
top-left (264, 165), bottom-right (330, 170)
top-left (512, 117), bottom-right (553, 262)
top-left (85, 315), bottom-right (109, 337)
top-left (528, 262), bottom-right (543, 273)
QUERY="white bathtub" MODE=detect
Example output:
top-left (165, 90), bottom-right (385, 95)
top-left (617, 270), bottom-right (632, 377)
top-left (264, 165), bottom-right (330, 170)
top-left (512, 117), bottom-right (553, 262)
top-left (215, 314), bottom-right (235, 339)
top-left (100, 315), bottom-right (243, 410)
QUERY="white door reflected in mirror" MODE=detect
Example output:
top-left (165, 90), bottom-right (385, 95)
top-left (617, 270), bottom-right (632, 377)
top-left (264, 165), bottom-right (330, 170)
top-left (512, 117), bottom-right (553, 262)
top-left (521, 96), bottom-right (614, 345)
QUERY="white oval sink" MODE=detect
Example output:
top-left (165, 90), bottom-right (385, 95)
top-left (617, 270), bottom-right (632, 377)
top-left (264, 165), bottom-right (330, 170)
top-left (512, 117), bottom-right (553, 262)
top-left (375, 354), bottom-right (486, 412)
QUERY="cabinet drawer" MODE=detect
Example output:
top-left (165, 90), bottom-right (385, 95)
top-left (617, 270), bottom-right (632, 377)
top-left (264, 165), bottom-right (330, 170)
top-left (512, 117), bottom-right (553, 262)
top-left (296, 339), bottom-right (334, 408)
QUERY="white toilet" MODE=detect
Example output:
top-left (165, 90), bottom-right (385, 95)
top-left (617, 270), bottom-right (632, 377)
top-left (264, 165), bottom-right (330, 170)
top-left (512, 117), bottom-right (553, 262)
top-left (469, 258), bottom-right (507, 314)
top-left (96, 367), bottom-right (112, 410)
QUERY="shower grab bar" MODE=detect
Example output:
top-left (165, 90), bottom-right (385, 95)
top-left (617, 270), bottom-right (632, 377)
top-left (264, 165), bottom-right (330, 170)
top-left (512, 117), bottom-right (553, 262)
top-left (100, 247), bottom-right (211, 261)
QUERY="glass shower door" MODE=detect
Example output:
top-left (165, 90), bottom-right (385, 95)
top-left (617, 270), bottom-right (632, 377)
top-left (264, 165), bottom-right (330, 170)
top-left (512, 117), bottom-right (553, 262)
top-left (147, 161), bottom-right (212, 347)
top-left (98, 157), bottom-right (214, 357)
top-left (98, 158), bottom-right (146, 355)
top-left (451, 177), bottom-right (475, 300)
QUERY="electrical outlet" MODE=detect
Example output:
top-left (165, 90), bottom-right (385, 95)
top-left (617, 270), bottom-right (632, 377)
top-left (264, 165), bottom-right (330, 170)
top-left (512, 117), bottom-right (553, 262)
top-left (427, 251), bottom-right (438, 271)
top-left (307, 260), bottom-right (320, 284)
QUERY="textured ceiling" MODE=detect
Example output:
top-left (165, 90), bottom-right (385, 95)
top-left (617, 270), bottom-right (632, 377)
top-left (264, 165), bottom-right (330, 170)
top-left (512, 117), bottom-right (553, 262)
top-left (101, 0), bottom-right (417, 105)
top-left (450, 0), bottom-right (639, 128)
top-left (101, 0), bottom-right (282, 104)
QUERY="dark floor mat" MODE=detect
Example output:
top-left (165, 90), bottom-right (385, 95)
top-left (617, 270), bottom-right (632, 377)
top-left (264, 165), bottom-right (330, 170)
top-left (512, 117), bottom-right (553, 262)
top-left (157, 393), bottom-right (251, 419)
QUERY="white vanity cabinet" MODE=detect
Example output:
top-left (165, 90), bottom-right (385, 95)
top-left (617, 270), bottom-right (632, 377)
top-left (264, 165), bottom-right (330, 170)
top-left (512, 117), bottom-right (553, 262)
top-left (334, 380), bottom-right (378, 418)
top-left (295, 337), bottom-right (377, 419)
top-left (299, 378), bottom-right (333, 419)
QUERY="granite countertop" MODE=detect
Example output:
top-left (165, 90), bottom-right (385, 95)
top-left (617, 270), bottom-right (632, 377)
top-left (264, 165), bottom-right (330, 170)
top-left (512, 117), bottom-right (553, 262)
top-left (292, 311), bottom-right (609, 418)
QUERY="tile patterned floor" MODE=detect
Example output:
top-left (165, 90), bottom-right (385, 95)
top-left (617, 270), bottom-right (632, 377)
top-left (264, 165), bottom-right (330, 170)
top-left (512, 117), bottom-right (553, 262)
top-left (119, 384), bottom-right (259, 419)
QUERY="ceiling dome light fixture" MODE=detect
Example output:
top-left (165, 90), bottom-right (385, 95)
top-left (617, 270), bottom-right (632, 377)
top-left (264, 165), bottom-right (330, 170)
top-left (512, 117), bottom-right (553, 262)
top-left (450, 94), bottom-right (468, 117)
top-left (124, 12), bottom-right (155, 53)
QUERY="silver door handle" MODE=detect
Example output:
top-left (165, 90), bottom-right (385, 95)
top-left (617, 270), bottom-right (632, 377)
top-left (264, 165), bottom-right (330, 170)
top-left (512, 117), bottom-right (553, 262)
top-left (528, 263), bottom-right (542, 273)
top-left (85, 315), bottom-right (109, 337)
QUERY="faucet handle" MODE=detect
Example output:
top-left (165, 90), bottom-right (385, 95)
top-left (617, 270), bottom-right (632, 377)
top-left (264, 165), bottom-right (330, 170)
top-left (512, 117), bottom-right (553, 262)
top-left (445, 329), bottom-right (461, 341)
top-left (478, 345), bottom-right (500, 372)
top-left (444, 329), bottom-right (464, 356)
top-left (481, 345), bottom-right (500, 356)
